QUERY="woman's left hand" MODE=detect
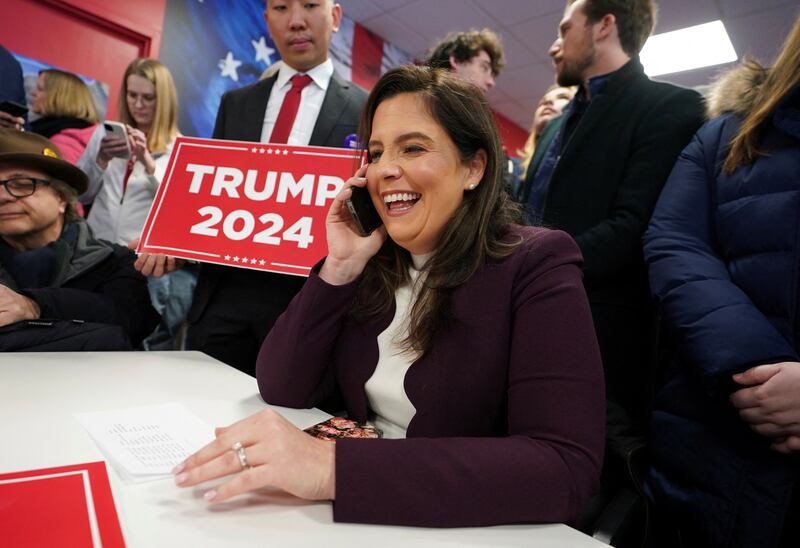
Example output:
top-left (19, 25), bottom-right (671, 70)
top-left (127, 126), bottom-right (156, 175)
top-left (174, 409), bottom-right (336, 503)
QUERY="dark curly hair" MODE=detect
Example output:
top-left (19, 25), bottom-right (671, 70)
top-left (424, 29), bottom-right (505, 77)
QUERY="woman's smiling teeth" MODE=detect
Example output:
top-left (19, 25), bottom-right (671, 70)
top-left (383, 191), bottom-right (421, 211)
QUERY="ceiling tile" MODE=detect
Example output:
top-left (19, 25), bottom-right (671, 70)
top-left (506, 12), bottom-right (562, 62)
top-left (717, 0), bottom-right (798, 18)
top-left (497, 28), bottom-right (545, 69)
top-left (389, 0), bottom-right (497, 43)
top-left (652, 0), bottom-right (722, 33)
top-left (652, 62), bottom-right (736, 91)
top-left (354, 11), bottom-right (429, 55)
top-left (337, 0), bottom-right (386, 21)
top-left (474, 0), bottom-right (566, 26)
top-left (724, 4), bottom-right (799, 63)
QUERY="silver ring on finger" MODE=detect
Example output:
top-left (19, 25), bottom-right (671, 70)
top-left (232, 441), bottom-right (252, 470)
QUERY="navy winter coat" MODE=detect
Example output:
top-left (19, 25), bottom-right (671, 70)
top-left (643, 87), bottom-right (800, 547)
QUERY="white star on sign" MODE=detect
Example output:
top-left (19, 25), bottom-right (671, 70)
top-left (250, 258), bottom-right (257, 265)
top-left (242, 257), bottom-right (249, 263)
top-left (267, 148), bottom-right (273, 154)
top-left (282, 149), bottom-right (289, 155)
top-left (259, 259), bottom-right (266, 266)
top-left (251, 147), bottom-right (257, 153)
top-left (252, 36), bottom-right (275, 65)
top-left (218, 51), bottom-right (242, 82)
top-left (233, 256), bottom-right (240, 262)
top-left (224, 255), bottom-right (231, 260)
top-left (259, 148), bottom-right (265, 154)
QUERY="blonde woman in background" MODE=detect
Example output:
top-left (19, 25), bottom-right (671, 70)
top-left (78, 58), bottom-right (194, 350)
top-left (511, 85), bottom-right (575, 199)
top-left (29, 69), bottom-right (99, 164)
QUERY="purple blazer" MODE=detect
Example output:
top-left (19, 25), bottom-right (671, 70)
top-left (257, 226), bottom-right (605, 527)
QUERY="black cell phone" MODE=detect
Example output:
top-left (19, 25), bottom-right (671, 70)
top-left (346, 185), bottom-right (382, 236)
top-left (0, 100), bottom-right (28, 118)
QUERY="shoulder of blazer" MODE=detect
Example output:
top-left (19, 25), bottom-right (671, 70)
top-left (310, 71), bottom-right (368, 146)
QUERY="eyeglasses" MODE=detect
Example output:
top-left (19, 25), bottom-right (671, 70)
top-left (0, 177), bottom-right (52, 198)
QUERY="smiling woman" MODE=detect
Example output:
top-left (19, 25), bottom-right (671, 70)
top-left (175, 65), bottom-right (605, 528)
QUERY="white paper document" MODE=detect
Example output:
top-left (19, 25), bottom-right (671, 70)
top-left (75, 402), bottom-right (214, 482)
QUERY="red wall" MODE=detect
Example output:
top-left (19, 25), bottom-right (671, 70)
top-left (493, 111), bottom-right (528, 158)
top-left (3, 0), bottom-right (167, 118)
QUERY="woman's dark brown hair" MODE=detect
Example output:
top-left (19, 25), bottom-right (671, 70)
top-left (352, 64), bottom-right (521, 355)
top-left (723, 15), bottom-right (800, 174)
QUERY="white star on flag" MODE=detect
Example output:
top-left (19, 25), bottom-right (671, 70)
top-left (242, 257), bottom-right (249, 263)
top-left (259, 259), bottom-right (266, 266)
top-left (252, 36), bottom-right (275, 65)
top-left (224, 255), bottom-right (231, 260)
top-left (250, 258), bottom-right (257, 264)
top-left (233, 256), bottom-right (240, 262)
top-left (283, 149), bottom-right (289, 155)
top-left (218, 51), bottom-right (242, 82)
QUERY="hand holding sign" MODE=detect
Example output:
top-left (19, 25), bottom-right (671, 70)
top-left (137, 138), bottom-right (361, 277)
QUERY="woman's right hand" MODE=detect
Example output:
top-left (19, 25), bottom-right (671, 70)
top-left (319, 164), bottom-right (386, 285)
top-left (96, 133), bottom-right (130, 169)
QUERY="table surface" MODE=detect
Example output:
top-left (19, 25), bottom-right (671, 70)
top-left (0, 351), bottom-right (606, 547)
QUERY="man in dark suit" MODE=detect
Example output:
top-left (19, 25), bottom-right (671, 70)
top-left (186, 0), bottom-right (368, 375)
top-left (518, 0), bottom-right (705, 449)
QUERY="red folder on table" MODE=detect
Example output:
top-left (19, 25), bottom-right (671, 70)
top-left (0, 461), bottom-right (125, 547)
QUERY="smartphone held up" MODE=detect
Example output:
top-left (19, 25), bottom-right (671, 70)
top-left (346, 184), bottom-right (382, 236)
top-left (103, 121), bottom-right (131, 159)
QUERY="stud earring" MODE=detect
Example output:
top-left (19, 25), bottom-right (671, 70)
top-left (468, 183), bottom-right (476, 190)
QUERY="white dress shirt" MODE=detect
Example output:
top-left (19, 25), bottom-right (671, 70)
top-left (259, 58), bottom-right (334, 145)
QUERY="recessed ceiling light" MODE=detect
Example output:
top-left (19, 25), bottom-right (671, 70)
top-left (640, 20), bottom-right (738, 77)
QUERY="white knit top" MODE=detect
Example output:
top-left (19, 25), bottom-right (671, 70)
top-left (364, 253), bottom-right (431, 439)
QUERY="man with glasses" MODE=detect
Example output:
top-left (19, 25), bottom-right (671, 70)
top-left (0, 128), bottom-right (157, 350)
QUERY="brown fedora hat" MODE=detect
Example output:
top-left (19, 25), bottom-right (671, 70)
top-left (0, 128), bottom-right (89, 195)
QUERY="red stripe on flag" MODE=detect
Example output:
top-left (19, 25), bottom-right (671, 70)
top-left (352, 23), bottom-right (384, 90)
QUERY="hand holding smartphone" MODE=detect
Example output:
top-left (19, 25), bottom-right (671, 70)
top-left (102, 121), bottom-right (131, 159)
top-left (0, 101), bottom-right (28, 129)
top-left (345, 162), bottom-right (382, 236)
top-left (0, 100), bottom-right (28, 118)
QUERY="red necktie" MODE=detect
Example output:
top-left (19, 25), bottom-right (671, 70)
top-left (269, 74), bottom-right (313, 144)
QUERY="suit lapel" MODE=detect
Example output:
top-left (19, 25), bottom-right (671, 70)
top-left (243, 76), bottom-right (276, 142)
top-left (309, 71), bottom-right (351, 147)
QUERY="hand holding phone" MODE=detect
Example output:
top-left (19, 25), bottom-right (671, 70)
top-left (346, 183), bottom-right (383, 236)
top-left (319, 165), bottom-right (386, 285)
top-left (100, 121), bottom-right (131, 161)
top-left (0, 101), bottom-right (27, 130)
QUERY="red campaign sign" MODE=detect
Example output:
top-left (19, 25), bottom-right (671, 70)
top-left (0, 461), bottom-right (125, 547)
top-left (137, 137), bottom-right (360, 277)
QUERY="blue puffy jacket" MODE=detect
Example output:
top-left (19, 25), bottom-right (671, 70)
top-left (643, 86), bottom-right (800, 547)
